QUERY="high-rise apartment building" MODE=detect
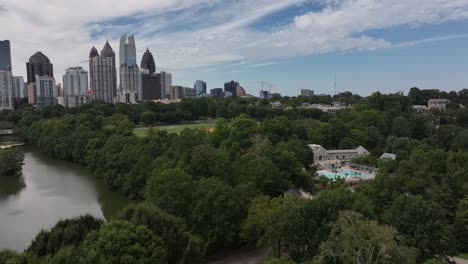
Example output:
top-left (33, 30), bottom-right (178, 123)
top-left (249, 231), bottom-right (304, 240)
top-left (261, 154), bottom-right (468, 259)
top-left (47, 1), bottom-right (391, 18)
top-left (26, 52), bottom-right (53, 84)
top-left (224, 81), bottom-right (239, 97)
top-left (236, 86), bottom-right (246, 97)
top-left (0, 70), bottom-right (14, 110)
top-left (194, 80), bottom-right (207, 96)
top-left (35, 75), bottom-right (57, 108)
top-left (91, 56), bottom-right (114, 103)
top-left (12, 76), bottom-right (25, 99)
top-left (210, 88), bottom-right (224, 98)
top-left (160, 71), bottom-right (172, 99)
top-left (301, 89), bottom-right (314, 97)
top-left (100, 41), bottom-right (117, 96)
top-left (141, 48), bottom-right (156, 74)
top-left (119, 35), bottom-right (139, 103)
top-left (89, 47), bottom-right (99, 92)
top-left (63, 67), bottom-right (90, 107)
top-left (0, 40), bottom-right (12, 71)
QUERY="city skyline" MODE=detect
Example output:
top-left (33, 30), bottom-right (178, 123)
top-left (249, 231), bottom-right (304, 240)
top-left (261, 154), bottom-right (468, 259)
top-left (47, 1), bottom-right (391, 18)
top-left (2, 1), bottom-right (468, 96)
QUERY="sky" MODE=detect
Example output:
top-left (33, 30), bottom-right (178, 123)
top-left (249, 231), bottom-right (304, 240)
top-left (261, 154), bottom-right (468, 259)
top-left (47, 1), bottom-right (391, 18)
top-left (2, 0), bottom-right (468, 96)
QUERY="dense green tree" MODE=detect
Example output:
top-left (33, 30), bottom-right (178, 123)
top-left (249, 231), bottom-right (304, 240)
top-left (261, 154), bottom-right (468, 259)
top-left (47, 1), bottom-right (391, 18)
top-left (454, 196), bottom-right (468, 252)
top-left (314, 211), bottom-right (418, 264)
top-left (0, 149), bottom-right (25, 177)
top-left (190, 177), bottom-right (253, 252)
top-left (27, 215), bottom-right (103, 258)
top-left (118, 203), bottom-right (203, 264)
top-left (243, 195), bottom-right (305, 258)
top-left (383, 195), bottom-right (456, 261)
top-left (146, 169), bottom-right (194, 219)
top-left (78, 220), bottom-right (166, 264)
top-left (190, 144), bottom-right (231, 181)
top-left (234, 153), bottom-right (289, 196)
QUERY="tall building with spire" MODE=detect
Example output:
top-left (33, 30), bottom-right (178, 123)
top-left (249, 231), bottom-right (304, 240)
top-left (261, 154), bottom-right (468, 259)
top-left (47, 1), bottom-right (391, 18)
top-left (100, 41), bottom-right (117, 96)
top-left (26, 52), bottom-right (53, 84)
top-left (119, 35), bottom-right (139, 103)
top-left (88, 46), bottom-right (99, 92)
top-left (140, 48), bottom-right (156, 74)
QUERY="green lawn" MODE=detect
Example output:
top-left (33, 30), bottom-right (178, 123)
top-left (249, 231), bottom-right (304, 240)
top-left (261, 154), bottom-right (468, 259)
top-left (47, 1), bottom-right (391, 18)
top-left (458, 253), bottom-right (468, 260)
top-left (133, 121), bottom-right (215, 137)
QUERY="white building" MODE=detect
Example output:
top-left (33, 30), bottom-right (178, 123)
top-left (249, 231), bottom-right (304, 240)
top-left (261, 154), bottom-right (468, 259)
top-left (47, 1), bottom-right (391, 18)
top-left (0, 70), bottom-right (14, 110)
top-left (119, 65), bottom-right (140, 103)
top-left (91, 56), bottom-right (114, 103)
top-left (428, 99), bottom-right (449, 111)
top-left (160, 71), bottom-right (172, 99)
top-left (309, 144), bottom-right (369, 166)
top-left (12, 76), bottom-right (25, 99)
top-left (35, 75), bottom-right (57, 108)
top-left (413, 105), bottom-right (430, 113)
top-left (303, 102), bottom-right (349, 116)
top-left (63, 67), bottom-right (90, 107)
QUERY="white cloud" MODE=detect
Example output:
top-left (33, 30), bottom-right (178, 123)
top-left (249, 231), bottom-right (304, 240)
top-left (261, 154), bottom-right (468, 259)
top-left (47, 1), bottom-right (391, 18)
top-left (2, 0), bottom-right (468, 84)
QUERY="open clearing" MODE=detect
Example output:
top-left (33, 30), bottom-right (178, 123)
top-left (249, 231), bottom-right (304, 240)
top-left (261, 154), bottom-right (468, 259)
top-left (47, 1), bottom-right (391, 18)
top-left (133, 121), bottom-right (215, 137)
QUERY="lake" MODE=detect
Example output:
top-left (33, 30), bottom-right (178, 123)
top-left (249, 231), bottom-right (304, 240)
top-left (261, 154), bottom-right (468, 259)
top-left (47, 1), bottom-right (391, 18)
top-left (0, 148), bottom-right (131, 251)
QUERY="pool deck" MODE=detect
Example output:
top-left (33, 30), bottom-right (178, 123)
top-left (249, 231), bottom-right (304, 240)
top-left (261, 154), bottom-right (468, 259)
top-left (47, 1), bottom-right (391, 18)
top-left (317, 166), bottom-right (376, 183)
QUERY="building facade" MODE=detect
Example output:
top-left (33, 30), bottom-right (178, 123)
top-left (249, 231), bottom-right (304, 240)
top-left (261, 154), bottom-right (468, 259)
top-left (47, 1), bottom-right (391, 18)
top-left (35, 75), bottom-right (57, 108)
top-left (0, 40), bottom-right (12, 71)
top-left (0, 70), bottom-right (14, 110)
top-left (100, 42), bottom-right (117, 97)
top-left (236, 86), bottom-right (246, 97)
top-left (26, 52), bottom-right (54, 84)
top-left (224, 81), bottom-right (239, 97)
top-left (141, 70), bottom-right (161, 101)
top-left (160, 71), bottom-right (172, 99)
top-left (63, 67), bottom-right (90, 107)
top-left (91, 56), bottom-right (114, 103)
top-left (210, 88), bottom-right (223, 98)
top-left (428, 99), bottom-right (449, 111)
top-left (301, 89), bottom-right (314, 97)
top-left (119, 35), bottom-right (140, 103)
top-left (309, 144), bottom-right (369, 167)
top-left (194, 80), bottom-right (207, 96)
top-left (12, 76), bottom-right (25, 99)
top-left (140, 48), bottom-right (156, 74)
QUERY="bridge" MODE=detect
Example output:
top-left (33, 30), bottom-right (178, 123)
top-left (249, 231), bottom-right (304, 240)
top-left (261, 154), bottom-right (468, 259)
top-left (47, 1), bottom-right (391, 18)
top-left (0, 129), bottom-right (14, 135)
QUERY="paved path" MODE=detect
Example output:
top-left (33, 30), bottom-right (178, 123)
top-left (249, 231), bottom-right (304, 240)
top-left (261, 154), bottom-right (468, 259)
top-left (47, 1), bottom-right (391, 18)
top-left (206, 247), bottom-right (268, 264)
top-left (453, 257), bottom-right (468, 264)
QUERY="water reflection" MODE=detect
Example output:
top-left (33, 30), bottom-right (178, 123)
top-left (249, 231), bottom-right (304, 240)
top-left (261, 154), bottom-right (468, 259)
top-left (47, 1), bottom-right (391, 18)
top-left (0, 149), bottom-right (130, 251)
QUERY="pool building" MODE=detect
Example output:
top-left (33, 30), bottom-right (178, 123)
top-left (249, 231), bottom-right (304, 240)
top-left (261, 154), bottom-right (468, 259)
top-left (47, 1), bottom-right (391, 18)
top-left (309, 144), bottom-right (369, 168)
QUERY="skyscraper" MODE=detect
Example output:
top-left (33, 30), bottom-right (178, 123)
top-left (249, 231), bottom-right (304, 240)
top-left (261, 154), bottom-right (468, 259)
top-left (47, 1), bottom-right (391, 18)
top-left (63, 67), bottom-right (90, 107)
top-left (26, 52), bottom-right (53, 84)
top-left (119, 35), bottom-right (137, 66)
top-left (160, 71), bottom-right (172, 99)
top-left (0, 40), bottom-right (12, 71)
top-left (119, 35), bottom-right (139, 103)
top-left (35, 75), bottom-right (57, 108)
top-left (12, 76), bottom-right (25, 99)
top-left (224, 81), bottom-right (240, 97)
top-left (141, 70), bottom-right (161, 101)
top-left (89, 46), bottom-right (99, 92)
top-left (100, 41), bottom-right (117, 96)
top-left (140, 48), bottom-right (156, 74)
top-left (91, 56), bottom-right (114, 103)
top-left (301, 89), bottom-right (314, 97)
top-left (0, 70), bottom-right (14, 110)
top-left (194, 80), bottom-right (207, 96)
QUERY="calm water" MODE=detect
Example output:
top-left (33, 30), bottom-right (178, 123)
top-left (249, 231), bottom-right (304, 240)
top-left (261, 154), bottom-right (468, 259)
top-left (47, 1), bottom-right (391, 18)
top-left (0, 148), bottom-right (131, 251)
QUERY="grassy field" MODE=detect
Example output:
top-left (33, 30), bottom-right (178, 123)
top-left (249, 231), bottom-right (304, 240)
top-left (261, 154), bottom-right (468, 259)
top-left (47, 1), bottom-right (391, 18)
top-left (458, 253), bottom-right (468, 260)
top-left (133, 121), bottom-right (215, 137)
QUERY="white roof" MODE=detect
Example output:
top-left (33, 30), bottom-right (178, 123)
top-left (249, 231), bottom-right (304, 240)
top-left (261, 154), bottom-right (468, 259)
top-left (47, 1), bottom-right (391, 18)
top-left (380, 153), bottom-right (396, 160)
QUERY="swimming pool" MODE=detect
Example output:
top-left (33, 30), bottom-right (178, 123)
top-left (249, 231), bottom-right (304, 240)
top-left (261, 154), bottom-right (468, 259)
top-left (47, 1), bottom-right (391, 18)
top-left (317, 169), bottom-right (371, 180)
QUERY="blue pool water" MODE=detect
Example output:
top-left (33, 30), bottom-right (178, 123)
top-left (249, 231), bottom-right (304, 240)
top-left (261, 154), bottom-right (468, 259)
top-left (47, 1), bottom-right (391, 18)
top-left (318, 169), bottom-right (370, 180)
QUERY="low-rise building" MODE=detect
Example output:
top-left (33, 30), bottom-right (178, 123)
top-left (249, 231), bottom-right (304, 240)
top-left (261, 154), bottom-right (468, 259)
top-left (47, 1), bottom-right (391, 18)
top-left (428, 99), bottom-right (449, 111)
top-left (309, 144), bottom-right (369, 167)
top-left (413, 105), bottom-right (430, 113)
top-left (303, 102), bottom-right (349, 116)
top-left (270, 101), bottom-right (282, 109)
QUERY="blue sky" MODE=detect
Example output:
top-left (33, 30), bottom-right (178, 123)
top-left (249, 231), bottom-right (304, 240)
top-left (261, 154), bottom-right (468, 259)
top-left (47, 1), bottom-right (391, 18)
top-left (2, 0), bottom-right (468, 96)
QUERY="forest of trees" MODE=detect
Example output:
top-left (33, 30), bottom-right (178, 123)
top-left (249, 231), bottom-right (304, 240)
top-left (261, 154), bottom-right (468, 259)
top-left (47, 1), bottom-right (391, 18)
top-left (1, 88), bottom-right (468, 263)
